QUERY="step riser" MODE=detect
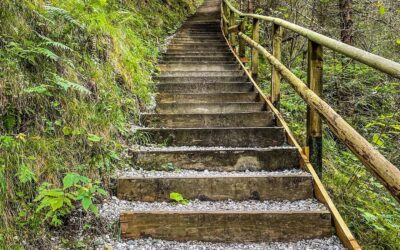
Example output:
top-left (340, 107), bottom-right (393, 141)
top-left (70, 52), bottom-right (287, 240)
top-left (156, 83), bottom-right (253, 94)
top-left (168, 45), bottom-right (228, 50)
top-left (135, 127), bottom-right (285, 147)
top-left (159, 71), bottom-right (245, 77)
top-left (117, 176), bottom-right (314, 202)
top-left (155, 76), bottom-right (249, 83)
top-left (120, 211), bottom-right (332, 242)
top-left (156, 93), bottom-right (259, 103)
top-left (131, 148), bottom-right (299, 171)
top-left (155, 103), bottom-right (265, 114)
top-left (159, 64), bottom-right (240, 71)
top-left (164, 52), bottom-right (233, 56)
top-left (141, 112), bottom-right (275, 128)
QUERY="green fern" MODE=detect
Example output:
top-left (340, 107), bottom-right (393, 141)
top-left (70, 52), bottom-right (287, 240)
top-left (45, 5), bottom-right (84, 29)
top-left (36, 33), bottom-right (73, 52)
top-left (51, 73), bottom-right (90, 94)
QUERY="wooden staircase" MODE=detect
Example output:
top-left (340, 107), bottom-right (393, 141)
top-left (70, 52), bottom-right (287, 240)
top-left (118, 0), bottom-right (335, 244)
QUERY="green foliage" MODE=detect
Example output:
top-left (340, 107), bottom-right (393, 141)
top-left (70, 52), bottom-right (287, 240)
top-left (0, 0), bottom-right (202, 247)
top-left (169, 192), bottom-right (189, 205)
top-left (34, 173), bottom-right (107, 226)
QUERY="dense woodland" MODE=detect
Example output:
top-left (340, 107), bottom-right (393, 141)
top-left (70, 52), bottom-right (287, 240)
top-left (0, 0), bottom-right (399, 249)
top-left (233, 0), bottom-right (400, 248)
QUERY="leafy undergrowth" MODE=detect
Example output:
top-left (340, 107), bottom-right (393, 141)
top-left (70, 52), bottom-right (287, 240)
top-left (0, 0), bottom-right (202, 248)
top-left (275, 62), bottom-right (400, 248)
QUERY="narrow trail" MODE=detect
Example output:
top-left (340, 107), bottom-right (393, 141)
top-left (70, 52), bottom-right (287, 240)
top-left (97, 0), bottom-right (346, 248)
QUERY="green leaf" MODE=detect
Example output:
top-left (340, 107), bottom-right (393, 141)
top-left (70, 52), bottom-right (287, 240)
top-left (50, 197), bottom-right (64, 211)
top-left (396, 40), bottom-right (400, 45)
top-left (372, 134), bottom-right (384, 146)
top-left (16, 163), bottom-right (37, 183)
top-left (87, 134), bottom-right (102, 142)
top-left (169, 192), bottom-right (188, 205)
top-left (81, 197), bottom-right (92, 210)
top-left (62, 126), bottom-right (73, 136)
top-left (379, 5), bottom-right (385, 16)
top-left (23, 85), bottom-right (52, 96)
top-left (63, 173), bottom-right (79, 189)
top-left (52, 73), bottom-right (90, 94)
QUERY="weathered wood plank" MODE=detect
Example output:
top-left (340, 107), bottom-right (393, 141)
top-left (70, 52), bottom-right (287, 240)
top-left (131, 147), bottom-right (300, 171)
top-left (120, 210), bottom-right (332, 242)
top-left (117, 175), bottom-right (313, 201)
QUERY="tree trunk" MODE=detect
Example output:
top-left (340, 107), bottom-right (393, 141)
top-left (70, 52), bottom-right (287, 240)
top-left (339, 0), bottom-right (353, 45)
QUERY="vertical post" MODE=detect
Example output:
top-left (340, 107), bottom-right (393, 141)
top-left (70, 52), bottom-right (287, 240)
top-left (229, 11), bottom-right (236, 50)
top-left (222, 2), bottom-right (228, 36)
top-left (307, 40), bottom-right (323, 177)
top-left (238, 17), bottom-right (246, 61)
top-left (271, 24), bottom-right (282, 109)
top-left (251, 18), bottom-right (259, 80)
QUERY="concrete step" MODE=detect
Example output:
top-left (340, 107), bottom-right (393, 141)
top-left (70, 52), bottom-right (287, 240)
top-left (156, 92), bottom-right (260, 103)
top-left (135, 127), bottom-right (285, 147)
top-left (159, 70), bottom-right (245, 77)
top-left (156, 82), bottom-right (253, 93)
top-left (155, 75), bottom-right (249, 83)
top-left (141, 112), bottom-right (275, 128)
top-left (120, 208), bottom-right (332, 242)
top-left (117, 172), bottom-right (313, 202)
top-left (130, 146), bottom-right (300, 171)
top-left (159, 64), bottom-right (240, 71)
top-left (155, 102), bottom-right (266, 114)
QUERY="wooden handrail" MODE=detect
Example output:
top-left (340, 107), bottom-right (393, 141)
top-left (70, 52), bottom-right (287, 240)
top-left (223, 0), bottom-right (400, 79)
top-left (237, 31), bottom-right (400, 203)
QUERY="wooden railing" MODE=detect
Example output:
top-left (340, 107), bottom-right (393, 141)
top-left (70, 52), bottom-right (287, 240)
top-left (221, 0), bottom-right (400, 205)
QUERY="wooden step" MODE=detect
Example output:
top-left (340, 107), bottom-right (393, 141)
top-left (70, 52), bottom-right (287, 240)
top-left (155, 76), bottom-right (249, 83)
top-left (155, 103), bottom-right (266, 114)
top-left (134, 127), bottom-right (285, 147)
top-left (156, 82), bottom-right (253, 93)
top-left (120, 210), bottom-right (332, 242)
top-left (159, 71), bottom-right (245, 77)
top-left (141, 112), bottom-right (275, 128)
top-left (117, 173), bottom-right (313, 201)
top-left (156, 92), bottom-right (260, 103)
top-left (130, 147), bottom-right (299, 171)
top-left (159, 64), bottom-right (240, 71)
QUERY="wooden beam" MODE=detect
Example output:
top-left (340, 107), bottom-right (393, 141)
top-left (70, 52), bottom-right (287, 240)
top-left (271, 24), bottom-right (283, 109)
top-left (228, 24), bottom-right (239, 33)
top-left (239, 31), bottom-right (400, 204)
top-left (223, 0), bottom-right (400, 79)
top-left (251, 18), bottom-right (260, 80)
top-left (225, 32), bottom-right (361, 249)
top-left (307, 40), bottom-right (323, 176)
top-left (229, 10), bottom-right (236, 48)
top-left (238, 18), bottom-right (246, 60)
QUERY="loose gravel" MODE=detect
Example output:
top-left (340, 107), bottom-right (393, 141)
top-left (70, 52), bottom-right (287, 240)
top-left (99, 197), bottom-right (326, 222)
top-left (94, 235), bottom-right (346, 250)
top-left (116, 168), bottom-right (310, 178)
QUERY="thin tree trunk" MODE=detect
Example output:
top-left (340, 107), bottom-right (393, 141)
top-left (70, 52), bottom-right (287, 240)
top-left (339, 0), bottom-right (353, 45)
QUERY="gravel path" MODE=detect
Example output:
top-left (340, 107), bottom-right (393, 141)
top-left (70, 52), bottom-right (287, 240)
top-left (94, 235), bottom-right (346, 250)
top-left (99, 197), bottom-right (326, 222)
top-left (116, 169), bottom-right (310, 178)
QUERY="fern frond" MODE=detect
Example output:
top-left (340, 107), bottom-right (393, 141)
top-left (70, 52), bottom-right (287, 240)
top-left (36, 32), bottom-right (73, 52)
top-left (51, 73), bottom-right (91, 94)
top-left (45, 5), bottom-right (84, 29)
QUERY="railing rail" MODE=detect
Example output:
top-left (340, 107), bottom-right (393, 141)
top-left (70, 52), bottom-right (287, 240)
top-left (221, 0), bottom-right (400, 204)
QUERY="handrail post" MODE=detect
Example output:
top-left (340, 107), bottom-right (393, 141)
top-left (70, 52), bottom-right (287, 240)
top-left (271, 24), bottom-right (283, 109)
top-left (251, 18), bottom-right (259, 80)
top-left (229, 10), bottom-right (237, 51)
top-left (307, 40), bottom-right (323, 176)
top-left (238, 16), bottom-right (246, 61)
top-left (222, 2), bottom-right (228, 36)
